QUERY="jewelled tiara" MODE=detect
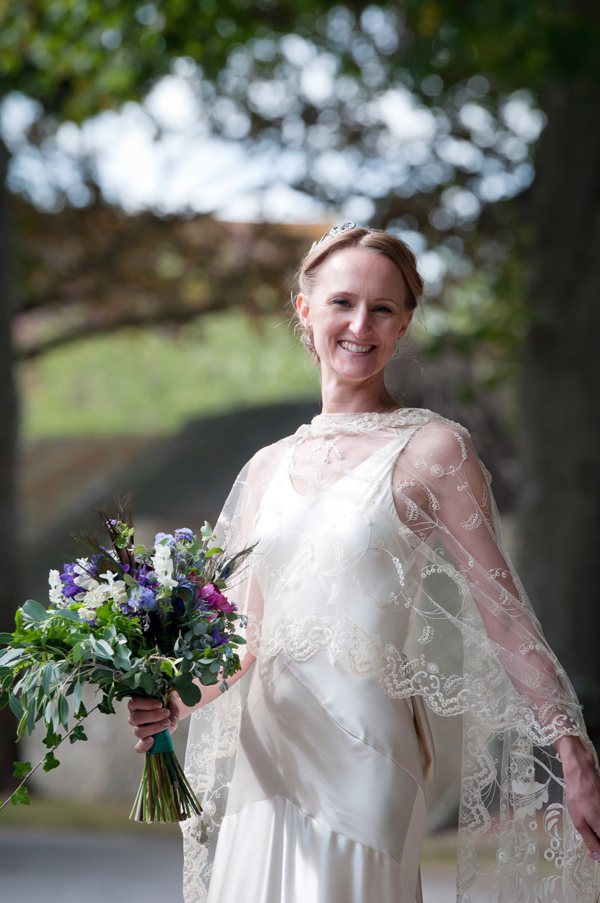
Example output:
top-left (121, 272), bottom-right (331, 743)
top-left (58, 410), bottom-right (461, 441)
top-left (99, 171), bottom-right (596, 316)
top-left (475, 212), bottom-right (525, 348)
top-left (310, 221), bottom-right (357, 251)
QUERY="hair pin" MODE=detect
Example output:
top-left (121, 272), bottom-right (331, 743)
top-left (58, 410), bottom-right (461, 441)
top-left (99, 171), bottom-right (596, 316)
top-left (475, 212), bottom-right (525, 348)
top-left (310, 222), bottom-right (357, 251)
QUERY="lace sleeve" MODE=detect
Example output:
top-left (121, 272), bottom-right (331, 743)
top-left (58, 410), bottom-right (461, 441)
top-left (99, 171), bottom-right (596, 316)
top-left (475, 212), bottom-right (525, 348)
top-left (392, 420), bottom-right (584, 743)
top-left (392, 420), bottom-right (596, 903)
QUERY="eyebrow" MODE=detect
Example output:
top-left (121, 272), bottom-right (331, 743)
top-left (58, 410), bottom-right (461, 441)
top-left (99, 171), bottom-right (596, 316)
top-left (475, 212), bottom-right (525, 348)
top-left (327, 291), bottom-right (401, 306)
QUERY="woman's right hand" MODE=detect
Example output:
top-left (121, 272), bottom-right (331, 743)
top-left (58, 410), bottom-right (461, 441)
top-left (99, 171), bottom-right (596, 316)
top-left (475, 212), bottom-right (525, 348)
top-left (127, 695), bottom-right (180, 753)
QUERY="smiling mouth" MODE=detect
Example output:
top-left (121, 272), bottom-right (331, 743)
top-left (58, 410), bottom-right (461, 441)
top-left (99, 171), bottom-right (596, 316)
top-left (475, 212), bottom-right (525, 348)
top-left (339, 340), bottom-right (375, 354)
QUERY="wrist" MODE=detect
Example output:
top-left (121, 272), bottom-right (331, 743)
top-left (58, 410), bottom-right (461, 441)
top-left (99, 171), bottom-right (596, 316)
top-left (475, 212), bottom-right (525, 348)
top-left (554, 735), bottom-right (594, 775)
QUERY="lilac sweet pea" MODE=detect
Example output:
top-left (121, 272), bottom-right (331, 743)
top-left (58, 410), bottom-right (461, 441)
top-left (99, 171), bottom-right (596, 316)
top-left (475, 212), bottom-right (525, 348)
top-left (60, 563), bottom-right (83, 599)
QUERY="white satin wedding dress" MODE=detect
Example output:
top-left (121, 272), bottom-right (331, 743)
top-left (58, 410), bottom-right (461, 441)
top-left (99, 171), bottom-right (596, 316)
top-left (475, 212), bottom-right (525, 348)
top-left (206, 434), bottom-right (434, 902)
top-left (184, 410), bottom-right (592, 903)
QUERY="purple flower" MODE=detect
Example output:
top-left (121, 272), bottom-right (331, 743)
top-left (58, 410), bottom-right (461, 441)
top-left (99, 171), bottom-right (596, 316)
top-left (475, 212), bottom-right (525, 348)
top-left (60, 563), bottom-right (82, 599)
top-left (130, 585), bottom-right (158, 611)
top-left (211, 625), bottom-right (229, 647)
top-left (200, 583), bottom-right (235, 613)
top-left (154, 532), bottom-right (175, 546)
top-left (174, 528), bottom-right (194, 542)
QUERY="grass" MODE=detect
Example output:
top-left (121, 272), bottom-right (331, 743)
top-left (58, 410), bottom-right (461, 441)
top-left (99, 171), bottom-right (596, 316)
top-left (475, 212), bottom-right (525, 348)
top-left (18, 309), bottom-right (321, 438)
top-left (0, 794), bottom-right (181, 837)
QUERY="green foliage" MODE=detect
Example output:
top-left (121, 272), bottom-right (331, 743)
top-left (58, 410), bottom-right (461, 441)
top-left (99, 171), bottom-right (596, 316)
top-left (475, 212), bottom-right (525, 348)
top-left (18, 309), bottom-right (320, 438)
top-left (10, 786), bottom-right (30, 806)
top-left (0, 522), bottom-right (251, 812)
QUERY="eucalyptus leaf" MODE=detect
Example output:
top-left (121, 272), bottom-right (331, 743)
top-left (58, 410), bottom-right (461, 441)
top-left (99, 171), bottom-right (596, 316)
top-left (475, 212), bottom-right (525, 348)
top-left (176, 681), bottom-right (201, 707)
top-left (22, 600), bottom-right (50, 622)
top-left (8, 694), bottom-right (24, 720)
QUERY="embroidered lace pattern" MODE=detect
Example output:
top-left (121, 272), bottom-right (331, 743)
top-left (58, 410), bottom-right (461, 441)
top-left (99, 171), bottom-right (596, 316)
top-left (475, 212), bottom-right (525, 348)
top-left (182, 410), bottom-right (597, 903)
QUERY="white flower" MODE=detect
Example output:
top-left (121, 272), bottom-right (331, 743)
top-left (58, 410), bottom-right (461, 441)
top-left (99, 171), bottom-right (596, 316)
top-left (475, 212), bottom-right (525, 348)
top-left (82, 578), bottom-right (128, 611)
top-left (73, 558), bottom-right (99, 592)
top-left (48, 569), bottom-right (66, 608)
top-left (152, 543), bottom-right (178, 589)
top-left (78, 607), bottom-right (96, 622)
top-left (100, 570), bottom-right (119, 585)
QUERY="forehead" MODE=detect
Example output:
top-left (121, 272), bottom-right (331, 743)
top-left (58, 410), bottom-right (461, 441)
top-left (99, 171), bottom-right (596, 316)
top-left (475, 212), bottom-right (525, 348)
top-left (312, 247), bottom-right (406, 297)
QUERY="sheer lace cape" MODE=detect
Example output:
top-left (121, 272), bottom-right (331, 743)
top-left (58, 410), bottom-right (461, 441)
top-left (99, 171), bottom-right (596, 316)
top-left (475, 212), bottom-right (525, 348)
top-left (183, 408), bottom-right (595, 903)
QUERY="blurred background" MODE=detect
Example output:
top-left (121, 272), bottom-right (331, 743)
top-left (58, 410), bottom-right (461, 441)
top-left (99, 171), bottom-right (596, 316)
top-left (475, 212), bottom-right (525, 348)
top-left (1, 2), bottom-right (599, 901)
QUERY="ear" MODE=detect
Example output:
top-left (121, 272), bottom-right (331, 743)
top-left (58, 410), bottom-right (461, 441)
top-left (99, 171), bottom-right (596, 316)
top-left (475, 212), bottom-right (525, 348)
top-left (296, 293), bottom-right (311, 329)
top-left (398, 309), bottom-right (414, 340)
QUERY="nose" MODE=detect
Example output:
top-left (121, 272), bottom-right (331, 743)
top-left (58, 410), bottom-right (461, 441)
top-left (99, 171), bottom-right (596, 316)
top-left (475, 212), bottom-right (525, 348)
top-left (349, 304), bottom-right (372, 339)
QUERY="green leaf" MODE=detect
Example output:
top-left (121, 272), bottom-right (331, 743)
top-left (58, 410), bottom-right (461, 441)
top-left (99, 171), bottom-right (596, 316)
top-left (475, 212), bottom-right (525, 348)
top-left (0, 632), bottom-right (14, 644)
top-left (73, 680), bottom-right (83, 714)
top-left (42, 662), bottom-right (53, 696)
top-left (70, 724), bottom-right (88, 743)
top-left (11, 786), bottom-right (30, 806)
top-left (43, 750), bottom-right (60, 772)
top-left (138, 672), bottom-right (154, 695)
top-left (13, 761), bottom-right (32, 779)
top-left (22, 600), bottom-right (50, 622)
top-left (27, 697), bottom-right (36, 735)
top-left (92, 638), bottom-right (114, 660)
top-left (8, 694), bottom-right (24, 720)
top-left (58, 694), bottom-right (69, 727)
top-left (98, 695), bottom-right (116, 715)
top-left (43, 727), bottom-right (62, 749)
top-left (176, 681), bottom-right (202, 707)
top-left (72, 643), bottom-right (85, 663)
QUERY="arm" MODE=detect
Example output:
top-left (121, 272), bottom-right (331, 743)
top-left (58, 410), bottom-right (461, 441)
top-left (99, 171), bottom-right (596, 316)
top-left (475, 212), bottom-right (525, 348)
top-left (127, 648), bottom-right (256, 753)
top-left (393, 421), bottom-right (600, 857)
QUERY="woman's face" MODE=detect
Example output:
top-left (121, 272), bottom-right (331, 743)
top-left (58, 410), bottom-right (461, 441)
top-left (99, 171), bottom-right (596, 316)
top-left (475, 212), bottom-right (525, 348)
top-left (296, 247), bottom-right (413, 388)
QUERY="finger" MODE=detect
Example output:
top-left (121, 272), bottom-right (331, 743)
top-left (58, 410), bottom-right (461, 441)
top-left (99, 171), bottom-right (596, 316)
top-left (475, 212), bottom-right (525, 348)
top-left (128, 697), bottom-right (163, 713)
top-left (135, 735), bottom-right (154, 754)
top-left (133, 718), bottom-right (172, 740)
top-left (127, 707), bottom-right (170, 727)
top-left (576, 820), bottom-right (600, 860)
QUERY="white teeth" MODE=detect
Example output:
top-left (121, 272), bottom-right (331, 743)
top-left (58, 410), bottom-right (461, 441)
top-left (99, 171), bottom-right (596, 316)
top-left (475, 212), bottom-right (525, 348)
top-left (340, 341), bottom-right (373, 353)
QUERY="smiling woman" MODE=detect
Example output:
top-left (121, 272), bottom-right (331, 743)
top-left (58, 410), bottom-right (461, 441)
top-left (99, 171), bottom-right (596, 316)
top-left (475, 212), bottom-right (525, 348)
top-left (128, 225), bottom-right (600, 903)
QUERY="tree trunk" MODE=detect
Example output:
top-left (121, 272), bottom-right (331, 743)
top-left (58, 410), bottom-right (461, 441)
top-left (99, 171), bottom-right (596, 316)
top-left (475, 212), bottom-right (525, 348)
top-left (519, 80), bottom-right (600, 747)
top-left (0, 137), bottom-right (20, 788)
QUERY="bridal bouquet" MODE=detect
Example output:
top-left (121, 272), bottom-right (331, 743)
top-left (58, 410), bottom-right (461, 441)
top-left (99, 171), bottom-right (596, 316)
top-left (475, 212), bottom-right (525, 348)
top-left (0, 498), bottom-right (250, 823)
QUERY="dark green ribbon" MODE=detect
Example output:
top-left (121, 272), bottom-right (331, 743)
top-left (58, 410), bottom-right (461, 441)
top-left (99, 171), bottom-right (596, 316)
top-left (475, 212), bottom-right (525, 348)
top-left (148, 727), bottom-right (174, 755)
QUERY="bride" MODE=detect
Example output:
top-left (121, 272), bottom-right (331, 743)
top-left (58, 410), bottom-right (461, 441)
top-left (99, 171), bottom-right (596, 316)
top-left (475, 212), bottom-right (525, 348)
top-left (128, 225), bottom-right (600, 903)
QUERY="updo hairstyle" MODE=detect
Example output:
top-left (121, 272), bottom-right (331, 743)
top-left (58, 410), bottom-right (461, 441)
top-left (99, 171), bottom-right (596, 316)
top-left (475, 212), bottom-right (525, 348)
top-left (292, 226), bottom-right (424, 363)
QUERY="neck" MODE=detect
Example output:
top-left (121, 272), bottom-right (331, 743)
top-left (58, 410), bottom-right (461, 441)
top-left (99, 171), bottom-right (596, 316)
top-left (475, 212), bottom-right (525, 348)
top-left (319, 370), bottom-right (396, 415)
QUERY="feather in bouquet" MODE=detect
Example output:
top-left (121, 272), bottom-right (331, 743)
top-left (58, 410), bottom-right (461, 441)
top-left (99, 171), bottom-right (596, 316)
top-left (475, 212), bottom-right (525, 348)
top-left (0, 495), bottom-right (252, 823)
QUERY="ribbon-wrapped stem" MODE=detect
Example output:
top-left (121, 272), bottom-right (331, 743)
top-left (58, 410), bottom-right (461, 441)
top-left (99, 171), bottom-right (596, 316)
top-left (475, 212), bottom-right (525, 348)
top-left (131, 728), bottom-right (202, 823)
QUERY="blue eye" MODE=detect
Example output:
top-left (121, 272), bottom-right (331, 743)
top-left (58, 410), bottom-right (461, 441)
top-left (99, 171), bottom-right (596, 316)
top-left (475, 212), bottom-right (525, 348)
top-left (332, 298), bottom-right (350, 306)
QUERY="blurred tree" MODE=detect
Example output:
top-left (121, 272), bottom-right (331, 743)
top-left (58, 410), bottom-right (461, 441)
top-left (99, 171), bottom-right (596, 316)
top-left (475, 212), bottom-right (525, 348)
top-left (12, 201), bottom-right (319, 359)
top-left (1, 0), bottom-right (600, 785)
top-left (0, 0), bottom-right (326, 789)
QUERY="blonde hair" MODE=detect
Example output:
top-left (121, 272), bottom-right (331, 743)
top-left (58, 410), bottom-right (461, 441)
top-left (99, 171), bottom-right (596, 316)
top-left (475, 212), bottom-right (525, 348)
top-left (291, 226), bottom-right (423, 362)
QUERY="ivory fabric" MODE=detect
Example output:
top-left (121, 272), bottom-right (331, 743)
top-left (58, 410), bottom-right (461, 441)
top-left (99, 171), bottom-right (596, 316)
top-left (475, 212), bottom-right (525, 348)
top-left (183, 409), bottom-right (596, 903)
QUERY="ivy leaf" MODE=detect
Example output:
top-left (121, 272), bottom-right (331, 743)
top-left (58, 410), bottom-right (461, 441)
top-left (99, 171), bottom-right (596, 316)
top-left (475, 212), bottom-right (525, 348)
top-left (13, 760), bottom-right (32, 779)
top-left (11, 786), bottom-right (30, 806)
top-left (43, 750), bottom-right (60, 772)
top-left (69, 724), bottom-right (88, 743)
top-left (43, 727), bottom-right (62, 749)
